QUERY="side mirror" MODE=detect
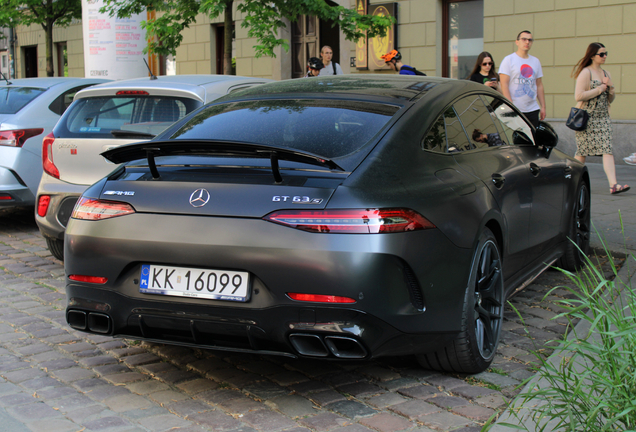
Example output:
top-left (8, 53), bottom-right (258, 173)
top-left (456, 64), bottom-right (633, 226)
top-left (534, 121), bottom-right (558, 148)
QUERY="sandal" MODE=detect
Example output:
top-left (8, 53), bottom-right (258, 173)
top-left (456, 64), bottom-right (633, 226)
top-left (624, 153), bottom-right (636, 166)
top-left (610, 184), bottom-right (630, 194)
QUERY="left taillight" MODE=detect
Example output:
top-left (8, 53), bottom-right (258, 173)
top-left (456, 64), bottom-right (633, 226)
top-left (37, 195), bottom-right (51, 217)
top-left (42, 132), bottom-right (60, 179)
top-left (68, 275), bottom-right (108, 284)
top-left (264, 208), bottom-right (435, 234)
top-left (71, 197), bottom-right (135, 221)
top-left (0, 128), bottom-right (44, 147)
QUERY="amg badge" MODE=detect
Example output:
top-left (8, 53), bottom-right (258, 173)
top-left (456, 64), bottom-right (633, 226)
top-left (103, 190), bottom-right (135, 196)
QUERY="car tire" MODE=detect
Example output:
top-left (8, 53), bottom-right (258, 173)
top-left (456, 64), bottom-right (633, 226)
top-left (558, 181), bottom-right (590, 271)
top-left (46, 237), bottom-right (64, 261)
top-left (417, 228), bottom-right (504, 374)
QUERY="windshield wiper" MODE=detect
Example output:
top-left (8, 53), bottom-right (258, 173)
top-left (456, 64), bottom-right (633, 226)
top-left (110, 130), bottom-right (156, 139)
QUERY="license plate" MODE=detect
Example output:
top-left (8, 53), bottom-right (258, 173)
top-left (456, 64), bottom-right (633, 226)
top-left (139, 264), bottom-right (250, 302)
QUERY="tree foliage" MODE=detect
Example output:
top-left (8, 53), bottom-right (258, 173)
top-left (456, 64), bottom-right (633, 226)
top-left (101, 0), bottom-right (394, 59)
top-left (0, 0), bottom-right (82, 76)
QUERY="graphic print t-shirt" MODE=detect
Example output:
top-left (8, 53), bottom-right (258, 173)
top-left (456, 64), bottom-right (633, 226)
top-left (498, 53), bottom-right (543, 113)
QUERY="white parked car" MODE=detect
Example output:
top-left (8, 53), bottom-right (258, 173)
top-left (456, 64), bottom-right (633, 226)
top-left (0, 77), bottom-right (110, 208)
top-left (36, 74), bottom-right (273, 260)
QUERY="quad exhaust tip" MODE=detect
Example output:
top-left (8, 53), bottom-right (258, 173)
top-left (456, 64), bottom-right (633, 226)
top-left (289, 333), bottom-right (367, 359)
top-left (67, 310), bottom-right (111, 334)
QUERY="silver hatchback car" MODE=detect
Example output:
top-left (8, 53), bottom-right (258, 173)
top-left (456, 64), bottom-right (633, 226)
top-left (0, 77), bottom-right (109, 208)
top-left (36, 74), bottom-right (273, 260)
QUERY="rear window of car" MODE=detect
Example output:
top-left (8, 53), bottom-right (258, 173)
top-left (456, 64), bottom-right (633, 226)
top-left (0, 87), bottom-right (46, 114)
top-left (56, 96), bottom-right (202, 138)
top-left (169, 99), bottom-right (400, 159)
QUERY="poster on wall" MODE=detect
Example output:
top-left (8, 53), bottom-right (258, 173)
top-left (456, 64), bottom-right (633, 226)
top-left (355, 0), bottom-right (368, 70)
top-left (368, 3), bottom-right (397, 71)
top-left (82, 0), bottom-right (149, 80)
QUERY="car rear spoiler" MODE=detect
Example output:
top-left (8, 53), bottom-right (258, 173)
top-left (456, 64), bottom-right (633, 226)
top-left (101, 139), bottom-right (344, 183)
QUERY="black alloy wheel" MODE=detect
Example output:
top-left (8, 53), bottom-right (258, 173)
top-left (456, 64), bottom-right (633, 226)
top-left (472, 235), bottom-right (504, 361)
top-left (418, 228), bottom-right (504, 373)
top-left (559, 181), bottom-right (591, 271)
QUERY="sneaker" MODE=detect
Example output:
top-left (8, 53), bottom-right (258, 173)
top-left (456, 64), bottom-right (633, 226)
top-left (624, 153), bottom-right (636, 166)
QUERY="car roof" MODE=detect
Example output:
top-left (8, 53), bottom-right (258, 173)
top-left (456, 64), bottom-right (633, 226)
top-left (76, 75), bottom-right (273, 103)
top-left (219, 75), bottom-right (446, 104)
top-left (0, 77), bottom-right (104, 90)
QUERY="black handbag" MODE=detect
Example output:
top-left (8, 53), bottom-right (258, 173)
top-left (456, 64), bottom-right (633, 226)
top-left (566, 107), bottom-right (588, 131)
top-left (567, 69), bottom-right (607, 131)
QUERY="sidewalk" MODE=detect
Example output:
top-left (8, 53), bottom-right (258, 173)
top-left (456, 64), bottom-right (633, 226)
top-left (587, 163), bottom-right (636, 253)
top-left (491, 161), bottom-right (636, 431)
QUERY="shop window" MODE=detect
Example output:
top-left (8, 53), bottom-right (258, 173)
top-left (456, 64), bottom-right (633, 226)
top-left (443, 0), bottom-right (484, 79)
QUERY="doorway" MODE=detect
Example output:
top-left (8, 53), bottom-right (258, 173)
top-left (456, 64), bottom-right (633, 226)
top-left (291, 11), bottom-right (340, 78)
top-left (291, 15), bottom-right (319, 78)
top-left (23, 46), bottom-right (37, 78)
top-left (215, 24), bottom-right (236, 75)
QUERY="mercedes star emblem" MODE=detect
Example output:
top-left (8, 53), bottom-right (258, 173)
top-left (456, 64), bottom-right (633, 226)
top-left (189, 188), bottom-right (210, 207)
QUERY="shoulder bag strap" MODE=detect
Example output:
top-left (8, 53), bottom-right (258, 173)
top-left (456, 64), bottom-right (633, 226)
top-left (578, 68), bottom-right (597, 111)
top-left (333, 61), bottom-right (336, 75)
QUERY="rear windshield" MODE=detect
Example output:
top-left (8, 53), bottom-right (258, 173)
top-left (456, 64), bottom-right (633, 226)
top-left (170, 99), bottom-right (399, 159)
top-left (0, 87), bottom-right (46, 114)
top-left (57, 96), bottom-right (202, 138)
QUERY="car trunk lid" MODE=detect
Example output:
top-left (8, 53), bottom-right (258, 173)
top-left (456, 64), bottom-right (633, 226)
top-left (98, 178), bottom-right (340, 217)
top-left (52, 136), bottom-right (145, 185)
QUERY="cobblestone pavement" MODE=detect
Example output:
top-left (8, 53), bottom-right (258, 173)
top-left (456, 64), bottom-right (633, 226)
top-left (0, 207), bottom-right (620, 432)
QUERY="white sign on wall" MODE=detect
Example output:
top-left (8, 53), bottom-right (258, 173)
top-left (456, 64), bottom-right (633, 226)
top-left (82, 0), bottom-right (149, 80)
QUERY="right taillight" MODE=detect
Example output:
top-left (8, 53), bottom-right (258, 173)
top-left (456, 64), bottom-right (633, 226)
top-left (264, 208), bottom-right (435, 234)
top-left (42, 132), bottom-right (60, 179)
top-left (71, 197), bottom-right (135, 221)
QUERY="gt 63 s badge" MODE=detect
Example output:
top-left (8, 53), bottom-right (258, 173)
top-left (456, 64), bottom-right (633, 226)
top-left (272, 196), bottom-right (323, 204)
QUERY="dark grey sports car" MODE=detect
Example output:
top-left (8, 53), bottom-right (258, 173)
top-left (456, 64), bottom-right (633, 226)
top-left (64, 76), bottom-right (590, 374)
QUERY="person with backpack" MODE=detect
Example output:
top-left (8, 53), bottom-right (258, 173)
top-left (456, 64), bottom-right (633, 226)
top-left (318, 46), bottom-right (343, 76)
top-left (381, 50), bottom-right (426, 76)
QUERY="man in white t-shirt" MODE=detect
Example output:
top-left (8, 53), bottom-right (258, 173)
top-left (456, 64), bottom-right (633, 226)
top-left (318, 46), bottom-right (343, 76)
top-left (498, 30), bottom-right (546, 128)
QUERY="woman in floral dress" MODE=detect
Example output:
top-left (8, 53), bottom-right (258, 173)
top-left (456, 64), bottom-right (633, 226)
top-left (572, 43), bottom-right (629, 194)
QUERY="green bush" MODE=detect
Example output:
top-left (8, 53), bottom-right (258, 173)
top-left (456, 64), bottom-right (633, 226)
top-left (491, 235), bottom-right (636, 431)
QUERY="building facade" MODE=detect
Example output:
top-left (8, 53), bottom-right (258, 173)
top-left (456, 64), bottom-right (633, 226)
top-left (10, 0), bottom-right (636, 160)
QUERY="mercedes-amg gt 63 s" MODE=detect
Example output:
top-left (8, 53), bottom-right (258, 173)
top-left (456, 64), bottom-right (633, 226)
top-left (64, 76), bottom-right (590, 374)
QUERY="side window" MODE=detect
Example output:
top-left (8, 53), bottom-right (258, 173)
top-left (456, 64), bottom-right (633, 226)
top-left (422, 107), bottom-right (467, 153)
top-left (454, 95), bottom-right (506, 150)
top-left (483, 95), bottom-right (534, 146)
top-left (422, 109), bottom-right (448, 153)
top-left (48, 85), bottom-right (94, 116)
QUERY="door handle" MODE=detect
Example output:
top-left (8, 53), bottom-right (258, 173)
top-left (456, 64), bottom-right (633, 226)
top-left (529, 163), bottom-right (541, 176)
top-left (564, 166), bottom-right (573, 179)
top-left (492, 173), bottom-right (505, 189)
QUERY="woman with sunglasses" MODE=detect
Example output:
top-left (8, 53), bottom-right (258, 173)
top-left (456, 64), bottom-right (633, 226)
top-left (572, 43), bottom-right (629, 194)
top-left (467, 52), bottom-right (501, 93)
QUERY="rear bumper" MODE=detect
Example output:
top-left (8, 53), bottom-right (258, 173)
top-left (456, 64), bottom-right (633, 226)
top-left (35, 174), bottom-right (86, 240)
top-left (0, 167), bottom-right (34, 207)
top-left (64, 213), bottom-right (472, 359)
top-left (66, 285), bottom-right (457, 359)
